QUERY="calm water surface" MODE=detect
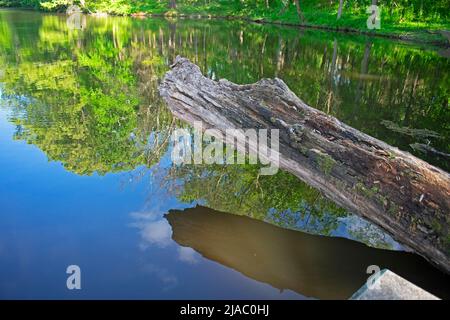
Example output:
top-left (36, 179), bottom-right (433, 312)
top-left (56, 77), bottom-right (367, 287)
top-left (0, 9), bottom-right (449, 299)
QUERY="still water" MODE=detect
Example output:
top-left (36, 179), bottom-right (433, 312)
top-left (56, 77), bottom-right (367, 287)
top-left (0, 9), bottom-right (449, 299)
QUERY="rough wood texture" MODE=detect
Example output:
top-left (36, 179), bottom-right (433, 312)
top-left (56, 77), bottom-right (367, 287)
top-left (159, 56), bottom-right (450, 273)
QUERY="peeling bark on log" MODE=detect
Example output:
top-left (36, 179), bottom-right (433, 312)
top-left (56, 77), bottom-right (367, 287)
top-left (159, 56), bottom-right (450, 273)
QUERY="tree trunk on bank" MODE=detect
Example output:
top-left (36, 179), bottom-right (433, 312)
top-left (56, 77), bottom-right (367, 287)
top-left (159, 57), bottom-right (450, 274)
top-left (337, 0), bottom-right (344, 19)
top-left (293, 0), bottom-right (305, 23)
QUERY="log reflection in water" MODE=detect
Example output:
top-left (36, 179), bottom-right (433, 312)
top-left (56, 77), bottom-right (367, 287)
top-left (166, 206), bottom-right (450, 300)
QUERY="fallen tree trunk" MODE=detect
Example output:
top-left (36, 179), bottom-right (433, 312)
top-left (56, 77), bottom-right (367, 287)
top-left (159, 56), bottom-right (450, 273)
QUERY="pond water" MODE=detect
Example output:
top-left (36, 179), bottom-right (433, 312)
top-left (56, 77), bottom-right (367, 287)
top-left (0, 9), bottom-right (449, 299)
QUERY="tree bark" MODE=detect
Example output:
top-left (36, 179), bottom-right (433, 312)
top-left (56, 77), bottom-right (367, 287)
top-left (293, 0), bottom-right (305, 23)
top-left (337, 0), bottom-right (344, 19)
top-left (159, 56), bottom-right (450, 274)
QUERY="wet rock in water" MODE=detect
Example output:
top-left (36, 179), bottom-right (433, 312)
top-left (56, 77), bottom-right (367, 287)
top-left (351, 269), bottom-right (439, 300)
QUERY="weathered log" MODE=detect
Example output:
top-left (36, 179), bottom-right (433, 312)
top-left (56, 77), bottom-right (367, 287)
top-left (159, 56), bottom-right (450, 273)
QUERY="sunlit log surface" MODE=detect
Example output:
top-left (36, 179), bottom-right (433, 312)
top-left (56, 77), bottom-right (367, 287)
top-left (159, 56), bottom-right (450, 273)
top-left (166, 206), bottom-right (450, 299)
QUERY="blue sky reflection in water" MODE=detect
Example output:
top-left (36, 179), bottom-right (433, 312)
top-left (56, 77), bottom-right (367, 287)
top-left (0, 107), bottom-right (304, 299)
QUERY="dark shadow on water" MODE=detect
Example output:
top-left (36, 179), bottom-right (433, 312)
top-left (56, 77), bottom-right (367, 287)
top-left (166, 205), bottom-right (450, 300)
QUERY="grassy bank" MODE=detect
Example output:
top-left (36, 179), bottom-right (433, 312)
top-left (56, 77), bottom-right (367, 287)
top-left (1, 1), bottom-right (449, 45)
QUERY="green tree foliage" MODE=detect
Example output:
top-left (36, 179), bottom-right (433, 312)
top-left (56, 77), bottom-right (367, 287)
top-left (168, 162), bottom-right (347, 235)
top-left (0, 12), bottom-right (173, 175)
top-left (0, 11), bottom-right (444, 248)
top-left (0, 12), bottom-right (448, 172)
top-left (0, 0), bottom-right (448, 27)
top-left (162, 159), bottom-right (398, 249)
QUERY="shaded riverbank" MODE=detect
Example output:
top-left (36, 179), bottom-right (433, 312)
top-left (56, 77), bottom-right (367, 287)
top-left (0, 9), bottom-right (448, 298)
top-left (133, 12), bottom-right (450, 48)
top-left (1, 2), bottom-right (449, 46)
